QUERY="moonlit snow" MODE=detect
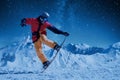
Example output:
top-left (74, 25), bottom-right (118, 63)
top-left (0, 36), bottom-right (120, 80)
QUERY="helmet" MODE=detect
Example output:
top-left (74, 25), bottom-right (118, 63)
top-left (40, 12), bottom-right (49, 18)
top-left (39, 12), bottom-right (49, 22)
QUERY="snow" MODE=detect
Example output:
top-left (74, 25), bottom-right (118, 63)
top-left (0, 36), bottom-right (120, 80)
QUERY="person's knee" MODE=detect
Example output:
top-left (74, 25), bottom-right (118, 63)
top-left (34, 44), bottom-right (42, 51)
top-left (42, 37), bottom-right (48, 42)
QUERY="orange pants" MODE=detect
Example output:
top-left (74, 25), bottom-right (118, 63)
top-left (34, 34), bottom-right (56, 63)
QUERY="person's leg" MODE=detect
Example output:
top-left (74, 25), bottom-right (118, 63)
top-left (34, 38), bottom-right (48, 63)
top-left (41, 34), bottom-right (61, 51)
top-left (41, 34), bottom-right (56, 48)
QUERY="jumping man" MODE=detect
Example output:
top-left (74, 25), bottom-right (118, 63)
top-left (20, 12), bottom-right (69, 69)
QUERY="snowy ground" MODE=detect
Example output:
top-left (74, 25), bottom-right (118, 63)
top-left (0, 63), bottom-right (120, 80)
top-left (0, 37), bottom-right (120, 80)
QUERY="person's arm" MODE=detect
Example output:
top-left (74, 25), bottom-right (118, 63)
top-left (47, 26), bottom-right (69, 36)
top-left (20, 18), bottom-right (34, 27)
top-left (47, 26), bottom-right (64, 34)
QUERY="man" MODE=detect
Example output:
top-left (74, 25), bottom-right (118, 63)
top-left (20, 12), bottom-right (69, 69)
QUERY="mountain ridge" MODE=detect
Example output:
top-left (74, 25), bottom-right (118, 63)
top-left (0, 36), bottom-right (120, 80)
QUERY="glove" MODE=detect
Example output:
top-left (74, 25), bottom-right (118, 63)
top-left (20, 18), bottom-right (26, 27)
top-left (63, 32), bottom-right (69, 36)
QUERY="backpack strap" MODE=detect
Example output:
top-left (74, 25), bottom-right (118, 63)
top-left (37, 22), bottom-right (42, 32)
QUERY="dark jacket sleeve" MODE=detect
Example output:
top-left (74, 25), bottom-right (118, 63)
top-left (47, 26), bottom-right (64, 34)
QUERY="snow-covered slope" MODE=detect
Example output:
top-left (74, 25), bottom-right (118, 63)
top-left (0, 36), bottom-right (120, 80)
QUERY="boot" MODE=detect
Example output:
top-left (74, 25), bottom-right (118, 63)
top-left (43, 61), bottom-right (50, 69)
top-left (54, 44), bottom-right (61, 51)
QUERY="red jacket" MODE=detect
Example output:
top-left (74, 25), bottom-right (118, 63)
top-left (25, 18), bottom-right (64, 42)
top-left (25, 18), bottom-right (52, 41)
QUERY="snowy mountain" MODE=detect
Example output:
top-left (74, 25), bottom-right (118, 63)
top-left (0, 36), bottom-right (120, 80)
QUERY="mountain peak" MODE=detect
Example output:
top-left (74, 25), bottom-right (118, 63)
top-left (111, 42), bottom-right (120, 49)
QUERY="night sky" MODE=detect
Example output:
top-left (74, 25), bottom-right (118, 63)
top-left (0, 0), bottom-right (120, 48)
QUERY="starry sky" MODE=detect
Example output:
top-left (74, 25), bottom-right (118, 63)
top-left (0, 0), bottom-right (120, 48)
